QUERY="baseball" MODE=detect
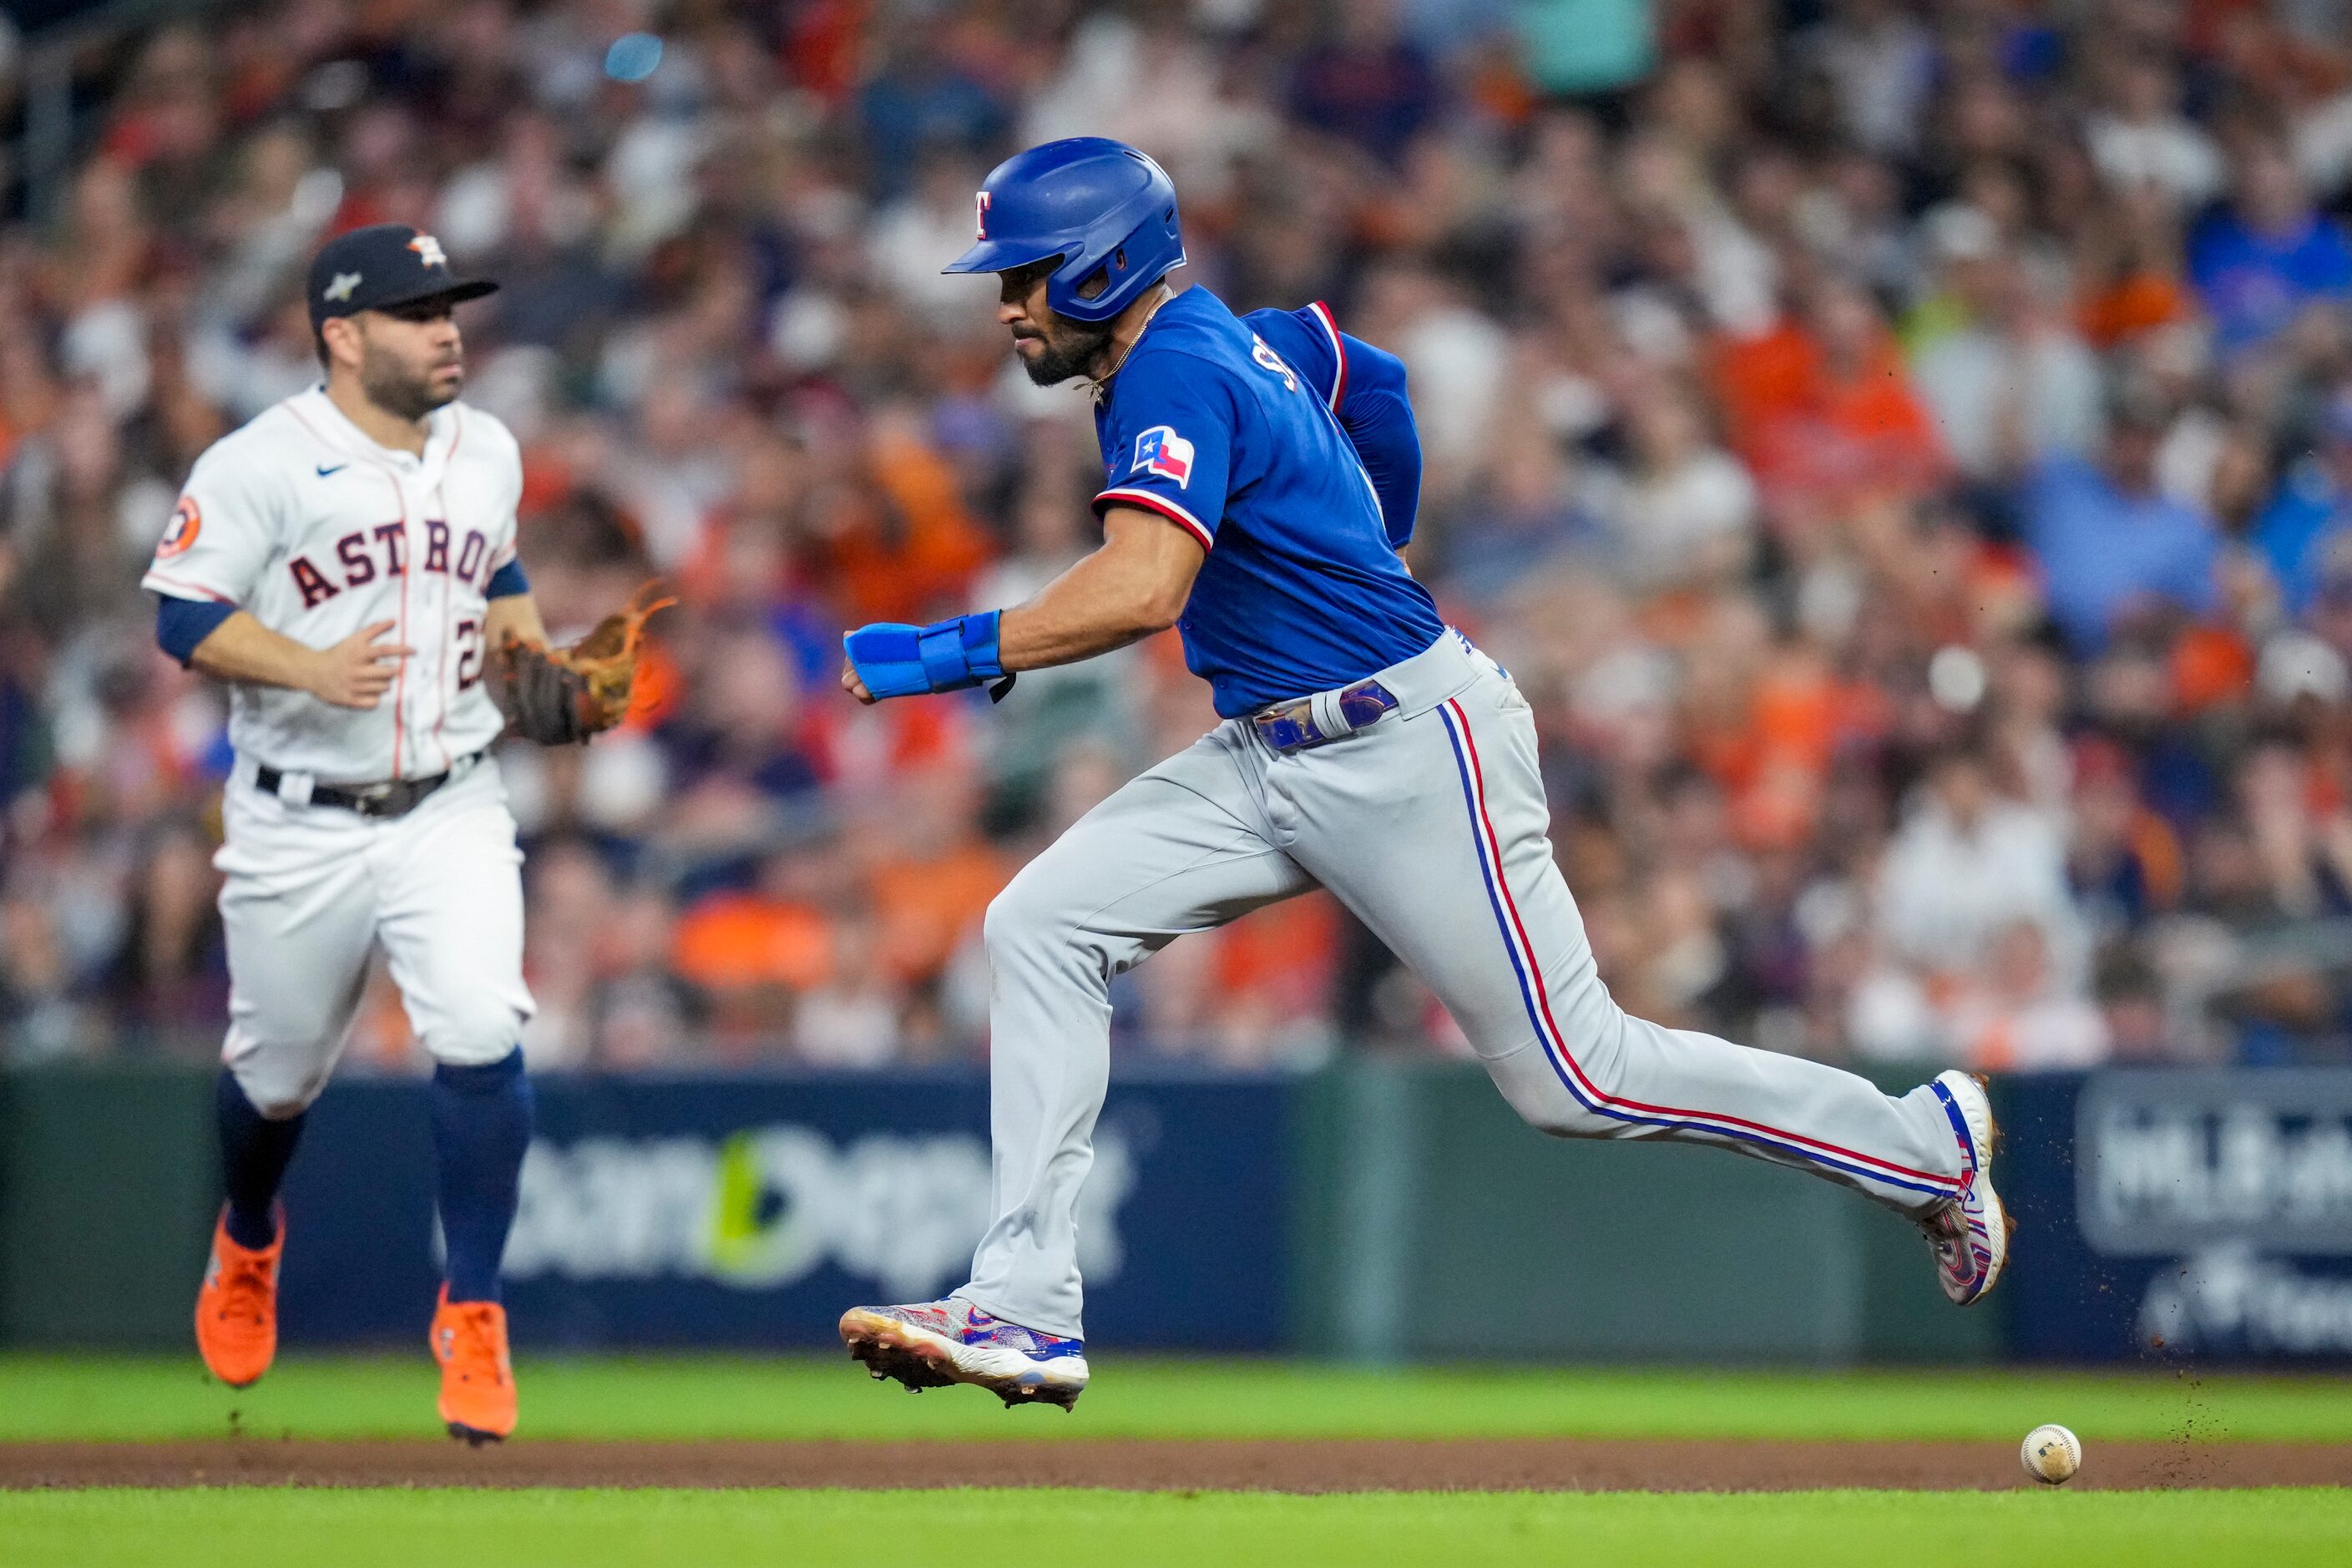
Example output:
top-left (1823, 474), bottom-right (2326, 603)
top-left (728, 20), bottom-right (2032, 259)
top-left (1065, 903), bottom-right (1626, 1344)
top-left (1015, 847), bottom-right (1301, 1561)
top-left (2021, 1424), bottom-right (2082, 1485)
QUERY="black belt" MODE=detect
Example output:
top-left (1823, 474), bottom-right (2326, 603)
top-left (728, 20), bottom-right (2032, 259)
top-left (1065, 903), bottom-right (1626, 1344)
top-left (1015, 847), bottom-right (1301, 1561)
top-left (253, 754), bottom-right (478, 819)
top-left (1252, 679), bottom-right (1400, 755)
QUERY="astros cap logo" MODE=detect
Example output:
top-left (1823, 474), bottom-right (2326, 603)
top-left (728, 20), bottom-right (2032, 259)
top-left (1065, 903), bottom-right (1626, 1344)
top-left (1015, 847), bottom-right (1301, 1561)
top-left (408, 233), bottom-right (449, 269)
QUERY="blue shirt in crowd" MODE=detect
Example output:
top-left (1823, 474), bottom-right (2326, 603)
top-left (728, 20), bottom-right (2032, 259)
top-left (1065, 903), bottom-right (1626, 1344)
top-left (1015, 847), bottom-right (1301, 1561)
top-left (2252, 459), bottom-right (2352, 616)
top-left (2188, 208), bottom-right (2352, 355)
top-left (1091, 287), bottom-right (1445, 716)
top-left (2021, 454), bottom-right (2220, 655)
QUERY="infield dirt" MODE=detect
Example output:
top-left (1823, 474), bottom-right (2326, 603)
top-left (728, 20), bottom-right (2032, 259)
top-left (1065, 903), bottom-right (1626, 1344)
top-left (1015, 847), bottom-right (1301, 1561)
top-left (6, 1436), bottom-right (2349, 1492)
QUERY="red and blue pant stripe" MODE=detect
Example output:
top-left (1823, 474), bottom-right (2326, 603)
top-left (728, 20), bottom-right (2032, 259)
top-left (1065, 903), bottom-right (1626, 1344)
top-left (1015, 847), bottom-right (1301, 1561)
top-left (1434, 696), bottom-right (1963, 1202)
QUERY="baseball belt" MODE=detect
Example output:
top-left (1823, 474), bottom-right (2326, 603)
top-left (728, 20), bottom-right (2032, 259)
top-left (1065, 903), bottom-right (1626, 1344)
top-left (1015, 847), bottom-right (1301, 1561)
top-left (1252, 678), bottom-right (1400, 755)
top-left (253, 751), bottom-right (483, 819)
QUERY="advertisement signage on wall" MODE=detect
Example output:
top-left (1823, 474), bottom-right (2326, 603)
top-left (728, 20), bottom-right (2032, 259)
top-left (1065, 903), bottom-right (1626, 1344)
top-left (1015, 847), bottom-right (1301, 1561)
top-left (2077, 1071), bottom-right (2352, 1257)
top-left (501, 1120), bottom-right (1136, 1300)
top-left (275, 1070), bottom-right (1292, 1349)
top-left (2006, 1069), bottom-right (2352, 1362)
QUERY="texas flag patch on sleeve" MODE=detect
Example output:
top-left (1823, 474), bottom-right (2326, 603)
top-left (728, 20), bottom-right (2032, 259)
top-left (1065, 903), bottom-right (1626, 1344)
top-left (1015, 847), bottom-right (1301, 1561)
top-left (1131, 425), bottom-right (1196, 488)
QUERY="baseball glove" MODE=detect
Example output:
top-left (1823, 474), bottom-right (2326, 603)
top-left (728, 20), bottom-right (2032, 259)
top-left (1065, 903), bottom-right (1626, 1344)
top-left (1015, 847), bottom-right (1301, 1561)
top-left (488, 580), bottom-right (675, 746)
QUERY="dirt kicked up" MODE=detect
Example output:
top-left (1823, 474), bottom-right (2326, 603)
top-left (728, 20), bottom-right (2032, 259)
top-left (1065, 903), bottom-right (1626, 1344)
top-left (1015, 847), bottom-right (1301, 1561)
top-left (6, 1437), bottom-right (2351, 1492)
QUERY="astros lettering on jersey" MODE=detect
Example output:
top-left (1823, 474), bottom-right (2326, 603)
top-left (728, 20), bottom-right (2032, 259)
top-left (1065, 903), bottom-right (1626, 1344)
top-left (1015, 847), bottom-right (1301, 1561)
top-left (143, 387), bottom-right (523, 781)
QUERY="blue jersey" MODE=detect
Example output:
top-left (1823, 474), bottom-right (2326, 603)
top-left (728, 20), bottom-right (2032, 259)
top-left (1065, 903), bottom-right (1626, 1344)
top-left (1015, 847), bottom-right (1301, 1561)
top-left (1091, 287), bottom-right (1444, 716)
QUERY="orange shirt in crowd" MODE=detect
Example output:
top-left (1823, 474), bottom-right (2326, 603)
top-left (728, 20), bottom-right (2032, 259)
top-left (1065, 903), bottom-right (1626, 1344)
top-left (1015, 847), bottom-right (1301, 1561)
top-left (1709, 321), bottom-right (1946, 508)
top-left (2170, 625), bottom-right (2255, 712)
top-left (671, 892), bottom-right (835, 993)
top-left (1214, 893), bottom-right (1341, 1019)
top-left (1707, 318), bottom-right (1816, 448)
top-left (827, 425), bottom-right (993, 623)
top-left (868, 840), bottom-right (1012, 984)
top-left (1687, 651), bottom-right (1845, 852)
top-left (2077, 275), bottom-right (2193, 347)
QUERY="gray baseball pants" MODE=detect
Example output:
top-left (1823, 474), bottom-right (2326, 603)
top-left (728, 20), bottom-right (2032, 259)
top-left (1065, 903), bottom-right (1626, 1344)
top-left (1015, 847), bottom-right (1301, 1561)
top-left (958, 631), bottom-right (1967, 1338)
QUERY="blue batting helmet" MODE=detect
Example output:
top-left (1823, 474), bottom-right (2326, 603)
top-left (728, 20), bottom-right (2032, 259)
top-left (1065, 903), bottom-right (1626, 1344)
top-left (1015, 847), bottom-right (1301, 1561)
top-left (942, 138), bottom-right (1185, 324)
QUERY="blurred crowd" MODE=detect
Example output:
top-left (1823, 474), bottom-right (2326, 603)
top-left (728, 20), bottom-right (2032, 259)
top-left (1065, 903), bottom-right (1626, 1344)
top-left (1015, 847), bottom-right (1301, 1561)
top-left (9, 0), bottom-right (2352, 1074)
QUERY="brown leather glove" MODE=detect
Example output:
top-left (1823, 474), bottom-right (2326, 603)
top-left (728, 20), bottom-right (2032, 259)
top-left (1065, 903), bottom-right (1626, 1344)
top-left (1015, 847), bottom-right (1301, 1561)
top-left (488, 581), bottom-right (675, 745)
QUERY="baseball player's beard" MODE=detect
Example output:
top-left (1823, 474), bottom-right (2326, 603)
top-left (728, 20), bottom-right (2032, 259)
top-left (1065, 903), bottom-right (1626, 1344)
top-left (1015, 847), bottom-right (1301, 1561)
top-left (1018, 321), bottom-right (1113, 387)
top-left (361, 349), bottom-right (461, 422)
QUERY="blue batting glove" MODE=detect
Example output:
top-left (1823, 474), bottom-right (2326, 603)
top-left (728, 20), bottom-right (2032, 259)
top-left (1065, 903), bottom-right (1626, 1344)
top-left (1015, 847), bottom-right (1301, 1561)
top-left (844, 610), bottom-right (1009, 701)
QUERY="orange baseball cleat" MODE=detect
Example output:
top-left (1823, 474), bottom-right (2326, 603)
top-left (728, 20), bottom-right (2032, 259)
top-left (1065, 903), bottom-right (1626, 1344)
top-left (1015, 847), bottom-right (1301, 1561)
top-left (430, 1286), bottom-right (517, 1444)
top-left (194, 1206), bottom-right (283, 1388)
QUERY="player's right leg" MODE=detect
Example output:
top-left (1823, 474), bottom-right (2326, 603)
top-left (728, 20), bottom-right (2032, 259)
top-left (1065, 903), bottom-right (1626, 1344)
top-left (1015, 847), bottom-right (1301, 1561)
top-left (842, 725), bottom-right (1315, 1406)
top-left (1292, 657), bottom-right (2006, 1305)
top-left (199, 786), bottom-right (379, 1386)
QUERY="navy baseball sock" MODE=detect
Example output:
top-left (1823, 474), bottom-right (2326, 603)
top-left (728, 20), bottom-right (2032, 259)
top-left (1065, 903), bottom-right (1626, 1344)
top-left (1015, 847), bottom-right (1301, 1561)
top-left (430, 1048), bottom-right (534, 1305)
top-left (217, 1072), bottom-right (304, 1250)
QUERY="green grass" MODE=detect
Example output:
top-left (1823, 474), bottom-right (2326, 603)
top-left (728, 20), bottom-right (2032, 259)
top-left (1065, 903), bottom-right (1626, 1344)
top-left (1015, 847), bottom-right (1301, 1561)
top-left (11, 1359), bottom-right (2347, 1562)
top-left (5, 1488), bottom-right (2350, 1567)
top-left (3, 1353), bottom-right (2349, 1444)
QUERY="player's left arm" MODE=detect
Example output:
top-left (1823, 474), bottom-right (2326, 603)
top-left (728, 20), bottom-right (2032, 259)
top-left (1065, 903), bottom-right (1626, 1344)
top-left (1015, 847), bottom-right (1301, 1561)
top-left (1333, 336), bottom-right (1422, 552)
top-left (1302, 306), bottom-right (1422, 552)
top-left (839, 509), bottom-right (1201, 703)
top-left (1253, 304), bottom-right (1423, 553)
top-left (999, 507), bottom-right (1204, 667)
top-left (842, 354), bottom-right (1232, 705)
top-left (482, 579), bottom-right (549, 650)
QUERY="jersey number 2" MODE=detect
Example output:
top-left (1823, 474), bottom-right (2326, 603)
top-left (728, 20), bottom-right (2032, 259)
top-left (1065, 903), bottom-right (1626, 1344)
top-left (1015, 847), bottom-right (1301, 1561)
top-left (455, 618), bottom-right (485, 690)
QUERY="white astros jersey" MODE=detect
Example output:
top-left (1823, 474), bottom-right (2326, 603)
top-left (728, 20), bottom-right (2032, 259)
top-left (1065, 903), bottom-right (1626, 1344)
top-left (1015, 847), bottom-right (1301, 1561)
top-left (143, 386), bottom-right (522, 781)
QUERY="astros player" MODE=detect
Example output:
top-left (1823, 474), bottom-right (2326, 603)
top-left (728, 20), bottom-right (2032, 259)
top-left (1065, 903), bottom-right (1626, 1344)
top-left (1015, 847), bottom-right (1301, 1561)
top-left (836, 139), bottom-right (2008, 1409)
top-left (151, 225), bottom-right (584, 1444)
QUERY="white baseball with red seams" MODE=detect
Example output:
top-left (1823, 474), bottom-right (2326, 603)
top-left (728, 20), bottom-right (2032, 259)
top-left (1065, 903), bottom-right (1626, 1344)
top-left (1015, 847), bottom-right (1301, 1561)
top-left (957, 630), bottom-right (1978, 1339)
top-left (2021, 1424), bottom-right (2083, 1484)
top-left (143, 387), bottom-right (534, 1113)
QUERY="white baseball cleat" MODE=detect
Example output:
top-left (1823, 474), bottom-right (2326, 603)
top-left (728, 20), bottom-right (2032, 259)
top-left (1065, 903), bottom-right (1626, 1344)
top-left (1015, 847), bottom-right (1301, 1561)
top-left (839, 1297), bottom-right (1090, 1410)
top-left (1921, 1070), bottom-right (2011, 1306)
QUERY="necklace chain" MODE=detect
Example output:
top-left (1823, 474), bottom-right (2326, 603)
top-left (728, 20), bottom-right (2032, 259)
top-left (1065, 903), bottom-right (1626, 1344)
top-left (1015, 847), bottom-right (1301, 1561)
top-left (1085, 285), bottom-right (1175, 404)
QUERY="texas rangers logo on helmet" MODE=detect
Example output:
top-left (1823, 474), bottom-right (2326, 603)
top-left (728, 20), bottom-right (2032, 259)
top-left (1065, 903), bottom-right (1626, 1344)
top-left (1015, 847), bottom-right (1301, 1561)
top-left (974, 190), bottom-right (992, 240)
top-left (408, 233), bottom-right (449, 269)
top-left (1132, 426), bottom-right (1195, 488)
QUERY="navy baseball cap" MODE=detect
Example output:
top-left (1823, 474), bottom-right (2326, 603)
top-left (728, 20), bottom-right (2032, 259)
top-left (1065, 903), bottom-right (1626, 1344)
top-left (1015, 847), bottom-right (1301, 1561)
top-left (306, 223), bottom-right (497, 330)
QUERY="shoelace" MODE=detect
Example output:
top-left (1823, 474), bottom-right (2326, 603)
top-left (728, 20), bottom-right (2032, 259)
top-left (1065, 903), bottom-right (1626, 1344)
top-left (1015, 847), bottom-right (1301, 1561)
top-left (439, 1308), bottom-right (510, 1383)
top-left (215, 1256), bottom-right (276, 1326)
top-left (1926, 1206), bottom-right (1983, 1282)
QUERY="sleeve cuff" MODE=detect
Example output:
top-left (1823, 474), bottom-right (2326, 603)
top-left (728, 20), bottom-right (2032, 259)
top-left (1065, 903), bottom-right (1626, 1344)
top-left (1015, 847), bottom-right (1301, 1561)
top-left (141, 570), bottom-right (236, 604)
top-left (155, 594), bottom-right (238, 666)
top-left (1094, 488), bottom-right (1214, 553)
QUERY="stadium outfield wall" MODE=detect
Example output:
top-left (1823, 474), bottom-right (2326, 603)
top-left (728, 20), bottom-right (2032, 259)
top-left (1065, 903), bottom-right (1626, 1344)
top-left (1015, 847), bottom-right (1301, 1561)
top-left (4, 1060), bottom-right (2349, 1364)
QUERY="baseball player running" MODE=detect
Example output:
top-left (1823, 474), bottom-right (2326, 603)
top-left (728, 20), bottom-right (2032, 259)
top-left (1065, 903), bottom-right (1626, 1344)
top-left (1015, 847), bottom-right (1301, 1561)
top-left (154, 225), bottom-right (655, 1443)
top-left (837, 140), bottom-right (2008, 1410)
